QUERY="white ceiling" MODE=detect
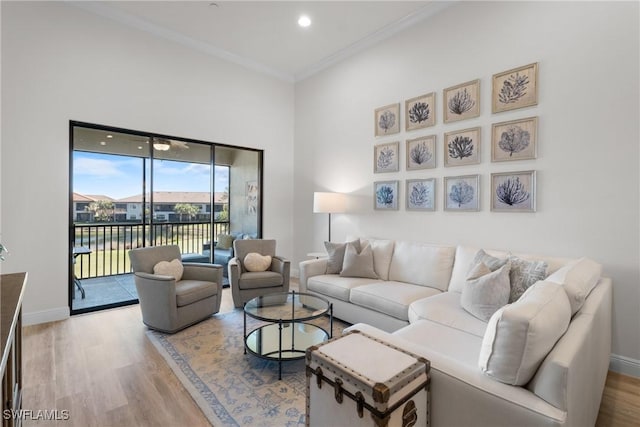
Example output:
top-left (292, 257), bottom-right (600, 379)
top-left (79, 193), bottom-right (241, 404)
top-left (74, 1), bottom-right (451, 82)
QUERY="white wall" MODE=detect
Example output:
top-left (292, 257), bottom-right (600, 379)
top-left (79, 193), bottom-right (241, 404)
top-left (0, 2), bottom-right (294, 322)
top-left (294, 1), bottom-right (640, 370)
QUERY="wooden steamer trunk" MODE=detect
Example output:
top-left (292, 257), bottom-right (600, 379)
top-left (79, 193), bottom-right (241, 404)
top-left (306, 330), bottom-right (430, 427)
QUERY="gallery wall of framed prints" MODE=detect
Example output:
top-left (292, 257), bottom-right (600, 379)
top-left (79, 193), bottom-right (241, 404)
top-left (372, 62), bottom-right (540, 213)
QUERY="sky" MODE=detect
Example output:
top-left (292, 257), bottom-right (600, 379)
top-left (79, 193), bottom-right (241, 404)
top-left (73, 152), bottom-right (229, 200)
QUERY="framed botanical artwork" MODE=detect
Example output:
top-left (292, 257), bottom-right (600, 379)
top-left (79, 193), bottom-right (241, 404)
top-left (443, 79), bottom-right (480, 123)
top-left (374, 141), bottom-right (399, 173)
top-left (492, 116), bottom-right (538, 162)
top-left (406, 178), bottom-right (436, 211)
top-left (491, 170), bottom-right (536, 212)
top-left (406, 135), bottom-right (436, 170)
top-left (246, 180), bottom-right (258, 215)
top-left (444, 127), bottom-right (481, 167)
top-left (405, 92), bottom-right (435, 131)
top-left (374, 103), bottom-right (400, 136)
top-left (374, 180), bottom-right (399, 210)
top-left (492, 62), bottom-right (538, 113)
top-left (444, 175), bottom-right (480, 211)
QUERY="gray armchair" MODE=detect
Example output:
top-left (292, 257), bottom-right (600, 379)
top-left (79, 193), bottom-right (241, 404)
top-left (128, 245), bottom-right (223, 333)
top-left (228, 239), bottom-right (290, 308)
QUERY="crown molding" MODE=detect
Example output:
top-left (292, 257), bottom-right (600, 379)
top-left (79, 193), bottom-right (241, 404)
top-left (68, 1), bottom-right (295, 83)
top-left (294, 1), bottom-right (454, 82)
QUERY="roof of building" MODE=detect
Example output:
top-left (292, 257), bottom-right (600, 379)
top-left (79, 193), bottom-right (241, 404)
top-left (116, 191), bottom-right (228, 204)
top-left (72, 193), bottom-right (115, 202)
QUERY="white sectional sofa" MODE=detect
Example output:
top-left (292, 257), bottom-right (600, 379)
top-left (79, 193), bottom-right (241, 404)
top-left (299, 238), bottom-right (612, 427)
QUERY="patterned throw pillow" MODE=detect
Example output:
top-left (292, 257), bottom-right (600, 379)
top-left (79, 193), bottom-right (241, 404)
top-left (508, 256), bottom-right (548, 302)
top-left (324, 240), bottom-right (361, 274)
top-left (461, 261), bottom-right (511, 321)
top-left (217, 234), bottom-right (235, 250)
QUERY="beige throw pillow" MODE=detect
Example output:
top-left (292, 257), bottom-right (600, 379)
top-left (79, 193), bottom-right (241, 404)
top-left (244, 252), bottom-right (272, 272)
top-left (153, 258), bottom-right (184, 281)
top-left (324, 240), bottom-right (361, 274)
top-left (340, 243), bottom-right (378, 279)
top-left (461, 261), bottom-right (511, 321)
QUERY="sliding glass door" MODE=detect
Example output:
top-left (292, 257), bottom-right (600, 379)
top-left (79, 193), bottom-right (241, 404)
top-left (70, 121), bottom-right (262, 314)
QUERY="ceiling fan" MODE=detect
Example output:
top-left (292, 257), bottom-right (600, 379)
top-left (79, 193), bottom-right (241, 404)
top-left (151, 137), bottom-right (189, 151)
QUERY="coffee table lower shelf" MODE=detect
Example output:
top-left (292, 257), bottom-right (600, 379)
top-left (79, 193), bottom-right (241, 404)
top-left (245, 322), bottom-right (329, 379)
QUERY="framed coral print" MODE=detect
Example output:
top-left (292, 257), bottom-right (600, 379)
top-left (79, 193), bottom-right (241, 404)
top-left (405, 92), bottom-right (435, 131)
top-left (492, 62), bottom-right (538, 113)
top-left (444, 175), bottom-right (480, 211)
top-left (406, 135), bottom-right (436, 170)
top-left (492, 116), bottom-right (538, 162)
top-left (406, 178), bottom-right (436, 211)
top-left (443, 79), bottom-right (480, 123)
top-left (375, 103), bottom-right (400, 136)
top-left (374, 141), bottom-right (399, 173)
top-left (444, 127), bottom-right (481, 167)
top-left (374, 180), bottom-right (399, 210)
top-left (491, 170), bottom-right (536, 212)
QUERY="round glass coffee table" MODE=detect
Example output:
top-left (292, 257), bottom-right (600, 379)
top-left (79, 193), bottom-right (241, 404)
top-left (244, 290), bottom-right (333, 379)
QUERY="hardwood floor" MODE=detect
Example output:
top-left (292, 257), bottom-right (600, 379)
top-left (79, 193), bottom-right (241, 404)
top-left (23, 285), bottom-right (640, 426)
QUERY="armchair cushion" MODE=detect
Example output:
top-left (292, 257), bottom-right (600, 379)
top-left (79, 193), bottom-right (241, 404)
top-left (153, 259), bottom-right (184, 281)
top-left (239, 271), bottom-right (284, 289)
top-left (175, 280), bottom-right (218, 307)
top-left (244, 252), bottom-right (272, 272)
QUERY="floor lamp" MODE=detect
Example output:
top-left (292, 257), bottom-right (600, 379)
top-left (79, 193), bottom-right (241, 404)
top-left (313, 192), bottom-right (346, 242)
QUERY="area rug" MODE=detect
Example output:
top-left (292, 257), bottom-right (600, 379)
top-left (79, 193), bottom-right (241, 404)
top-left (146, 309), bottom-right (349, 426)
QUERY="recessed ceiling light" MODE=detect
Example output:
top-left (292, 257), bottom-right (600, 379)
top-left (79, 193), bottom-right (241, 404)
top-left (106, 134), bottom-right (113, 138)
top-left (298, 15), bottom-right (311, 28)
top-left (99, 141), bottom-right (106, 146)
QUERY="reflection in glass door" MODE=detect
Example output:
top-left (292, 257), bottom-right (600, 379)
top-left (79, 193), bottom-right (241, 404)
top-left (70, 122), bottom-right (262, 315)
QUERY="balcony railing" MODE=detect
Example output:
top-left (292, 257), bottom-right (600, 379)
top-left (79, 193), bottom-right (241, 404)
top-left (73, 221), bottom-right (230, 279)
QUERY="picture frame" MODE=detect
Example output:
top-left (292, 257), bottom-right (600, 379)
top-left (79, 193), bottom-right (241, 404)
top-left (491, 170), bottom-right (536, 212)
top-left (492, 62), bottom-right (538, 114)
top-left (374, 103), bottom-right (400, 136)
top-left (492, 116), bottom-right (538, 162)
top-left (443, 79), bottom-right (480, 123)
top-left (246, 180), bottom-right (258, 215)
top-left (444, 127), bottom-right (481, 167)
top-left (374, 180), bottom-right (399, 210)
top-left (405, 92), bottom-right (436, 131)
top-left (406, 135), bottom-right (436, 170)
top-left (444, 174), bottom-right (480, 211)
top-left (406, 178), bottom-right (436, 211)
top-left (374, 141), bottom-right (400, 173)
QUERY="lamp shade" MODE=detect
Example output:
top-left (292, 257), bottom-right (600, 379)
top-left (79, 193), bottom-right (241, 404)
top-left (313, 192), bottom-right (346, 213)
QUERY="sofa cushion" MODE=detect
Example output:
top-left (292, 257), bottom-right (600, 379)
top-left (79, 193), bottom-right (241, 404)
top-left (324, 240), bottom-right (360, 274)
top-left (388, 241), bottom-right (455, 291)
top-left (360, 238), bottom-right (395, 280)
top-left (243, 252), bottom-right (272, 272)
top-left (238, 271), bottom-right (283, 290)
top-left (479, 280), bottom-right (571, 386)
top-left (508, 256), bottom-right (548, 302)
top-left (408, 292), bottom-right (488, 337)
top-left (350, 282), bottom-right (441, 321)
top-left (449, 246), bottom-right (573, 294)
top-left (545, 257), bottom-right (602, 315)
top-left (461, 261), bottom-right (511, 321)
top-left (308, 275), bottom-right (381, 302)
top-left (153, 258), bottom-right (184, 281)
top-left (175, 279), bottom-right (217, 307)
top-left (340, 243), bottom-right (378, 279)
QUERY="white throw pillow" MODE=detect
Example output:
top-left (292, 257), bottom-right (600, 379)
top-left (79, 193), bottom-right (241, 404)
top-left (478, 280), bottom-right (571, 385)
top-left (360, 238), bottom-right (395, 280)
top-left (461, 261), bottom-right (511, 321)
top-left (153, 258), bottom-right (184, 281)
top-left (244, 252), bottom-right (272, 272)
top-left (546, 257), bottom-right (602, 315)
top-left (340, 243), bottom-right (378, 279)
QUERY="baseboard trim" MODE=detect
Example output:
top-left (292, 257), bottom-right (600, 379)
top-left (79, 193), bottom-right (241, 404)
top-left (610, 354), bottom-right (640, 378)
top-left (23, 306), bottom-right (69, 326)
